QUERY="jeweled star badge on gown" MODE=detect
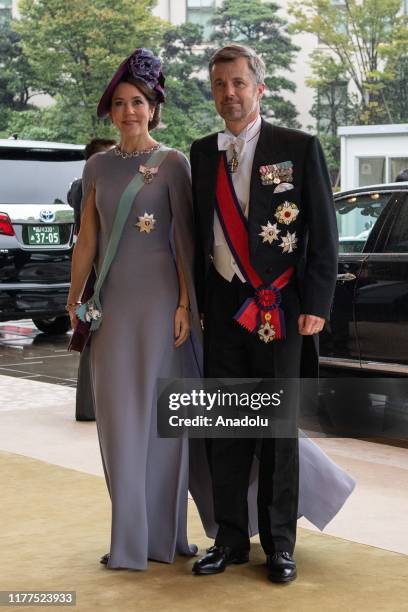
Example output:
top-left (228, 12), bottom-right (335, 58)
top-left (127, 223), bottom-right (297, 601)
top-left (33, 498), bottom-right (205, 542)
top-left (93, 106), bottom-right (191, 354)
top-left (274, 201), bottom-right (299, 225)
top-left (139, 165), bottom-right (159, 184)
top-left (259, 221), bottom-right (281, 244)
top-left (135, 212), bottom-right (156, 233)
top-left (279, 231), bottom-right (298, 254)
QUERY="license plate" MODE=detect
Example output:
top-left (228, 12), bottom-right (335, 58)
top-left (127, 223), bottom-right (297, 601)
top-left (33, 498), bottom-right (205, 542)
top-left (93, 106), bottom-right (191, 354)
top-left (28, 225), bottom-right (60, 245)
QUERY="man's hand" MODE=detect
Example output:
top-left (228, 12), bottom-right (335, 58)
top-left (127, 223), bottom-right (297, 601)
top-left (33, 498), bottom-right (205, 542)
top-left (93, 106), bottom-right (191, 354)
top-left (298, 314), bottom-right (325, 336)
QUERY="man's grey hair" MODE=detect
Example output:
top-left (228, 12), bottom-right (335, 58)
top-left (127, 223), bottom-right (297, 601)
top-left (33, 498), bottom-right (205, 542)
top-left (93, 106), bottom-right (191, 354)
top-left (209, 44), bottom-right (266, 85)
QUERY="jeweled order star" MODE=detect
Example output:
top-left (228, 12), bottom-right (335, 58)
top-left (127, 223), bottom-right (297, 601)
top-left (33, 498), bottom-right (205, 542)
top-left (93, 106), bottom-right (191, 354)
top-left (259, 221), bottom-right (281, 244)
top-left (275, 201), bottom-right (299, 225)
top-left (279, 231), bottom-right (298, 254)
top-left (258, 322), bottom-right (276, 343)
top-left (135, 212), bottom-right (156, 233)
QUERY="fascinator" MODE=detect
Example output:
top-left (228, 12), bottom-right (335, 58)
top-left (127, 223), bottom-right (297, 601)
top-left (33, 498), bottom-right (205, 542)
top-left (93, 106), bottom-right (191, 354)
top-left (97, 48), bottom-right (165, 118)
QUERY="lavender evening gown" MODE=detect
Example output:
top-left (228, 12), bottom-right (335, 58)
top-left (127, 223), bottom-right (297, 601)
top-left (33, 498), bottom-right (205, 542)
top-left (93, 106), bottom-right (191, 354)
top-left (82, 148), bottom-right (201, 569)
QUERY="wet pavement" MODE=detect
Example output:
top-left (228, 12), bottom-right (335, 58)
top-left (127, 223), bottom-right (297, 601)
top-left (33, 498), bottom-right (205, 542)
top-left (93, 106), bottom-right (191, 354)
top-left (0, 320), bottom-right (78, 387)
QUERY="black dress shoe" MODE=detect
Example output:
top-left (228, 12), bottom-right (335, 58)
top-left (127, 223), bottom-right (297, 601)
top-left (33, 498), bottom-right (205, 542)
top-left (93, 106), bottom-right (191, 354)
top-left (192, 545), bottom-right (249, 575)
top-left (100, 553), bottom-right (110, 565)
top-left (266, 552), bottom-right (297, 583)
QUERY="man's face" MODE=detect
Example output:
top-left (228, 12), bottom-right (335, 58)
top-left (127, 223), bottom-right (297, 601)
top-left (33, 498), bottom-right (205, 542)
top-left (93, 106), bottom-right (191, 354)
top-left (211, 57), bottom-right (265, 124)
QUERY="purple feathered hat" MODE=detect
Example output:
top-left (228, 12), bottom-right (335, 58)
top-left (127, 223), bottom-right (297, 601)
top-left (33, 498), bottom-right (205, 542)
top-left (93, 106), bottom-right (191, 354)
top-left (97, 48), bottom-right (165, 118)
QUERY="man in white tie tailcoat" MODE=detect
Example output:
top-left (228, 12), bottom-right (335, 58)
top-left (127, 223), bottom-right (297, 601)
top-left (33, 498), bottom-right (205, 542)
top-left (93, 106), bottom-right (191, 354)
top-left (190, 44), bottom-right (338, 582)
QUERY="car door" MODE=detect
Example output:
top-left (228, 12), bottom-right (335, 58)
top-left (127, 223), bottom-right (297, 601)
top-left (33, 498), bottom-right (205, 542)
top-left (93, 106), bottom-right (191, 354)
top-left (320, 189), bottom-right (393, 366)
top-left (355, 191), bottom-right (408, 373)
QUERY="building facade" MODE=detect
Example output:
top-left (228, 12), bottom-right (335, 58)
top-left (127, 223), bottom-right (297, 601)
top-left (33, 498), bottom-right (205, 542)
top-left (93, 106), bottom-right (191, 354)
top-left (338, 124), bottom-right (408, 190)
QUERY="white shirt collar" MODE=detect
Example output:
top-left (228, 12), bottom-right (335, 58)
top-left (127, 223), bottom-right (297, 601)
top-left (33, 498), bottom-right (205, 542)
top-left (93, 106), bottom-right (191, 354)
top-left (224, 114), bottom-right (262, 143)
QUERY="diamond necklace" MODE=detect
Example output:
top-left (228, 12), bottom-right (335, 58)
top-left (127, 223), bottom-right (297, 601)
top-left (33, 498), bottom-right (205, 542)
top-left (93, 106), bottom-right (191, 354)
top-left (114, 143), bottom-right (161, 159)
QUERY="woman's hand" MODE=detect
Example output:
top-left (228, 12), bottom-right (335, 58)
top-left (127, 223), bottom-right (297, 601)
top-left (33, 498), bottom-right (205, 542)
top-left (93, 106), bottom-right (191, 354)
top-left (174, 305), bottom-right (190, 347)
top-left (67, 305), bottom-right (79, 331)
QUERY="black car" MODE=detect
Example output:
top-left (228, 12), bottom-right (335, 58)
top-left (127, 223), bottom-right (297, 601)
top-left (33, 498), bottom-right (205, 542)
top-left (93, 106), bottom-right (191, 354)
top-left (319, 182), bottom-right (408, 441)
top-left (0, 139), bottom-right (84, 334)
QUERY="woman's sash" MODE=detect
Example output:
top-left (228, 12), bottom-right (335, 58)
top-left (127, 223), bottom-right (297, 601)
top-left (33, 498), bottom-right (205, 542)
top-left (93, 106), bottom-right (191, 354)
top-left (76, 146), bottom-right (170, 331)
top-left (214, 152), bottom-right (293, 343)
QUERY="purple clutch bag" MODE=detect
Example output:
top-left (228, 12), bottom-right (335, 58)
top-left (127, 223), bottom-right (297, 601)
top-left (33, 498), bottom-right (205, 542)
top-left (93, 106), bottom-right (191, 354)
top-left (68, 319), bottom-right (91, 353)
top-left (67, 271), bottom-right (95, 353)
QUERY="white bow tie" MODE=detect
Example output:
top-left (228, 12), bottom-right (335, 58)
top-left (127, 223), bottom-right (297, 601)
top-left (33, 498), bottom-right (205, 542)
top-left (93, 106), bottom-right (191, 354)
top-left (217, 132), bottom-right (246, 155)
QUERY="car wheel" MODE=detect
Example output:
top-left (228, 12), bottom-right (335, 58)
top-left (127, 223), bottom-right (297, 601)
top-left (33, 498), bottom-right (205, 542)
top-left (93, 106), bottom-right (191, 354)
top-left (32, 315), bottom-right (71, 335)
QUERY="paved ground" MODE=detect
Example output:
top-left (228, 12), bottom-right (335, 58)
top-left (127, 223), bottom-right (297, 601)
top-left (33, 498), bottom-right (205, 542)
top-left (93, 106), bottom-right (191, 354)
top-left (0, 319), bottom-right (78, 386)
top-left (1, 319), bottom-right (407, 556)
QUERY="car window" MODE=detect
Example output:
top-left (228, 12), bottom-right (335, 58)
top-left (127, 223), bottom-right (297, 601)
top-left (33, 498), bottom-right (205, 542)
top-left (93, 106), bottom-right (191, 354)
top-left (335, 192), bottom-right (392, 253)
top-left (0, 147), bottom-right (84, 205)
top-left (382, 195), bottom-right (408, 253)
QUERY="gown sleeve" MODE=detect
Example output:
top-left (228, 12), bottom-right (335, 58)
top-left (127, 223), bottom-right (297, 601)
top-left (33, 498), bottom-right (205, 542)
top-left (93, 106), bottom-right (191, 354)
top-left (167, 150), bottom-right (203, 354)
top-left (80, 155), bottom-right (98, 213)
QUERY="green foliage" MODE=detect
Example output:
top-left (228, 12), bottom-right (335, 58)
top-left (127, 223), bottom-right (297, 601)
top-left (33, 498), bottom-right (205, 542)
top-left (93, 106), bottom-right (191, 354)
top-left (385, 55), bottom-right (408, 123)
top-left (289, 0), bottom-right (408, 125)
top-left (159, 22), bottom-right (221, 152)
top-left (210, 0), bottom-right (300, 127)
top-left (11, 0), bottom-right (166, 138)
top-left (290, 0), bottom-right (408, 178)
top-left (0, 20), bottom-right (37, 111)
top-left (1, 0), bottom-right (301, 147)
top-left (2, 97), bottom-right (117, 142)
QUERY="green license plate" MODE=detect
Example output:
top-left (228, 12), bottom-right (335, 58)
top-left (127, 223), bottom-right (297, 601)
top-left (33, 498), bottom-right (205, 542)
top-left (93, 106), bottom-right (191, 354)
top-left (28, 225), bottom-right (60, 245)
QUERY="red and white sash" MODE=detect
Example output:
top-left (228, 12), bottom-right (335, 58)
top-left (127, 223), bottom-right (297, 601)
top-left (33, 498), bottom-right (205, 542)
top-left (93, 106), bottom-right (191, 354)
top-left (214, 153), bottom-right (293, 342)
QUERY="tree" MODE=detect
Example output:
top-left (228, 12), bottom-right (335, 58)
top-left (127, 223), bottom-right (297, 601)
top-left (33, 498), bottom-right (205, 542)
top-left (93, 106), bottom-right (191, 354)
top-left (159, 22), bottom-right (221, 153)
top-left (307, 53), bottom-right (359, 184)
top-left (209, 0), bottom-right (300, 127)
top-left (289, 0), bottom-right (408, 125)
top-left (384, 54), bottom-right (408, 123)
top-left (0, 20), bottom-right (39, 131)
top-left (11, 0), bottom-right (166, 141)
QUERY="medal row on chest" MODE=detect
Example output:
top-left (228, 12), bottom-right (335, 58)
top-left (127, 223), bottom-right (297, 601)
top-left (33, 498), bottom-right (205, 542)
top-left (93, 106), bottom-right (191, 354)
top-left (228, 155), bottom-right (295, 193)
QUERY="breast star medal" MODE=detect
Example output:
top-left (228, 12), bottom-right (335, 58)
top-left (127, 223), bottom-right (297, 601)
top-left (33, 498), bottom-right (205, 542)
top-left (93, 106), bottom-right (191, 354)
top-left (135, 212), bottom-right (156, 233)
top-left (279, 231), bottom-right (298, 254)
top-left (274, 202), bottom-right (299, 225)
top-left (259, 221), bottom-right (281, 244)
top-left (139, 165), bottom-right (159, 184)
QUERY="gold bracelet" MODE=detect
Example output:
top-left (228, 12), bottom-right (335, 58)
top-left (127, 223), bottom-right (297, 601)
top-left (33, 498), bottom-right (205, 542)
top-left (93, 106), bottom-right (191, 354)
top-left (65, 302), bottom-right (81, 312)
top-left (177, 304), bottom-right (189, 311)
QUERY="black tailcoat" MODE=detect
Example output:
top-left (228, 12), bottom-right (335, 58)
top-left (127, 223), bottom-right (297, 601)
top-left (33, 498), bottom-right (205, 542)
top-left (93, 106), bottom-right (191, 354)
top-left (190, 119), bottom-right (339, 553)
top-left (190, 119), bottom-right (338, 377)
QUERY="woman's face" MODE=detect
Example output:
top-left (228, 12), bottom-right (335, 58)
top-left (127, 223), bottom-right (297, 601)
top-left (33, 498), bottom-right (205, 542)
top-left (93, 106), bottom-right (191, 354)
top-left (110, 82), bottom-right (154, 138)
